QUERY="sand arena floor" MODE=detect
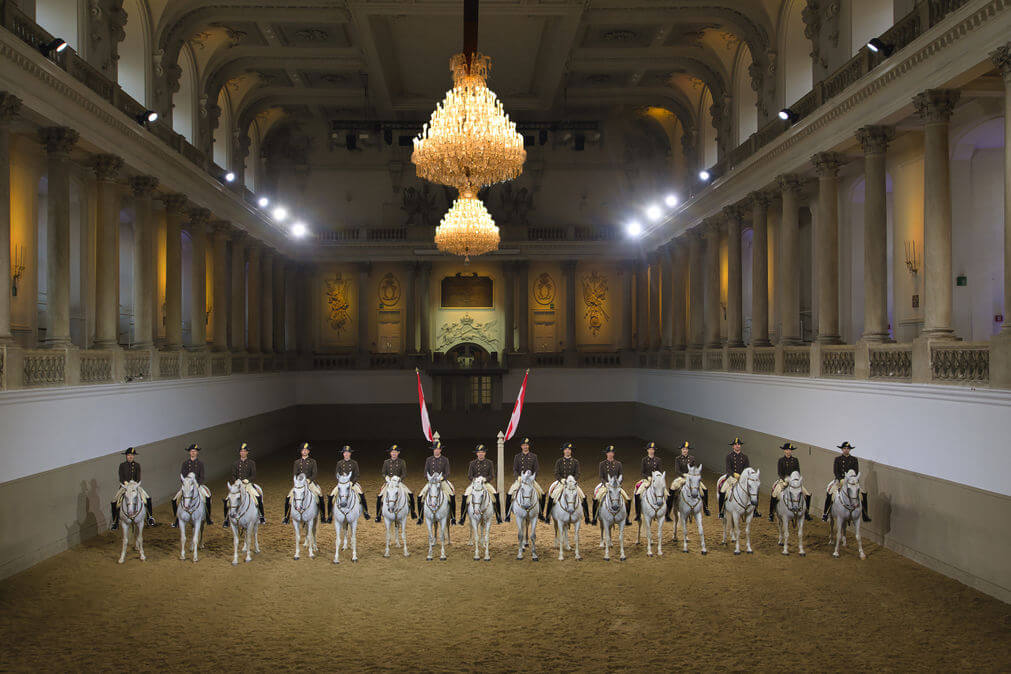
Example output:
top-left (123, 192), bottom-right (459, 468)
top-left (1, 439), bottom-right (1009, 671)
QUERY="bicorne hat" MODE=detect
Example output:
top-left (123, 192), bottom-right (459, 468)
top-left (644, 441), bottom-right (657, 451)
top-left (122, 447), bottom-right (137, 456)
top-left (186, 443), bottom-right (200, 452)
top-left (780, 442), bottom-right (797, 451)
top-left (474, 444), bottom-right (487, 454)
top-left (603, 444), bottom-right (616, 455)
top-left (729, 436), bottom-right (744, 446)
top-left (837, 441), bottom-right (855, 450)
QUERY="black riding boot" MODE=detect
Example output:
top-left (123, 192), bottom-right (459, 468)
top-left (625, 499), bottom-right (633, 526)
top-left (822, 494), bottom-right (833, 521)
top-left (543, 496), bottom-right (554, 523)
top-left (702, 489), bottom-right (711, 516)
top-left (256, 495), bottom-right (266, 524)
top-left (666, 490), bottom-right (677, 519)
top-left (861, 493), bottom-right (872, 522)
top-left (634, 495), bottom-right (642, 522)
top-left (409, 493), bottom-right (418, 519)
top-left (804, 494), bottom-right (812, 521)
top-left (360, 493), bottom-right (370, 520)
top-left (110, 502), bottom-right (119, 530)
top-left (282, 496), bottom-right (291, 524)
top-left (717, 491), bottom-right (726, 519)
top-left (493, 494), bottom-right (503, 524)
top-left (538, 494), bottom-right (547, 522)
top-left (145, 497), bottom-right (157, 526)
top-left (222, 498), bottom-right (230, 528)
top-left (171, 499), bottom-right (179, 527)
top-left (416, 494), bottom-right (425, 524)
top-left (591, 499), bottom-right (599, 525)
top-left (458, 495), bottom-right (468, 526)
top-left (582, 497), bottom-right (591, 524)
top-left (374, 495), bottom-right (383, 522)
top-left (449, 495), bottom-right (457, 525)
top-left (768, 496), bottom-right (778, 522)
top-left (324, 496), bottom-right (332, 523)
top-left (504, 494), bottom-right (513, 522)
top-left (204, 497), bottom-right (213, 525)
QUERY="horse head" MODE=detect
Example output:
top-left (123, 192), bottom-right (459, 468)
top-left (686, 465), bottom-right (702, 497)
top-left (843, 469), bottom-right (860, 500)
top-left (121, 480), bottom-right (142, 517)
top-left (563, 475), bottom-right (578, 494)
top-left (336, 474), bottom-right (354, 508)
top-left (427, 471), bottom-right (443, 487)
top-left (650, 471), bottom-right (666, 497)
top-left (180, 472), bottom-right (198, 497)
top-left (788, 470), bottom-right (803, 490)
top-left (743, 467), bottom-right (761, 506)
top-left (293, 472), bottom-right (308, 490)
top-left (387, 475), bottom-right (401, 490)
top-left (227, 480), bottom-right (244, 512)
top-left (520, 470), bottom-right (534, 486)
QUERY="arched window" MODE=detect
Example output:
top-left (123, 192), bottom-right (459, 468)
top-left (117, 0), bottom-right (151, 105)
top-left (699, 87), bottom-right (717, 169)
top-left (36, 0), bottom-right (80, 52)
top-left (780, 0), bottom-right (812, 107)
top-left (173, 45), bottom-right (198, 144)
top-left (851, 0), bottom-right (893, 56)
top-left (213, 88), bottom-right (232, 169)
top-left (733, 44), bottom-right (758, 143)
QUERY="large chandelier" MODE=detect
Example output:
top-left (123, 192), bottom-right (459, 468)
top-left (412, 0), bottom-right (525, 261)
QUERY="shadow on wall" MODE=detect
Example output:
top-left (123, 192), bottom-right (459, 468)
top-left (70, 479), bottom-right (102, 547)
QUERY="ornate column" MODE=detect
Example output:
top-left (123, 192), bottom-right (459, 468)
top-left (913, 89), bottom-right (960, 339)
top-left (419, 262), bottom-right (431, 354)
top-left (273, 256), bottom-right (286, 352)
top-left (404, 263), bottom-right (417, 353)
top-left (246, 241), bottom-right (261, 353)
top-left (724, 205), bottom-right (744, 347)
top-left (128, 177), bottom-right (157, 348)
top-left (210, 221), bottom-right (230, 351)
top-left (0, 94), bottom-right (21, 344)
top-left (357, 262), bottom-right (370, 356)
top-left (660, 246), bottom-right (674, 349)
top-left (620, 260), bottom-right (635, 350)
top-left (778, 174), bottom-right (803, 345)
top-left (88, 154), bottom-right (123, 349)
top-left (516, 260), bottom-right (530, 352)
top-left (564, 260), bottom-right (577, 353)
top-left (161, 193), bottom-right (187, 350)
top-left (300, 264), bottom-right (316, 356)
top-left (703, 219), bottom-right (722, 349)
top-left (992, 46), bottom-right (1011, 338)
top-left (283, 262), bottom-right (296, 353)
top-left (670, 242), bottom-right (687, 350)
top-left (503, 262), bottom-right (516, 353)
top-left (185, 208), bottom-right (210, 350)
top-left (812, 152), bottom-right (846, 344)
top-left (648, 253), bottom-right (662, 349)
top-left (688, 231), bottom-right (704, 349)
top-left (749, 191), bottom-right (772, 346)
top-left (856, 126), bottom-right (895, 342)
top-left (260, 248), bottom-right (274, 354)
top-left (229, 230), bottom-right (247, 351)
top-left (635, 260), bottom-right (648, 350)
top-left (39, 127), bottom-right (79, 347)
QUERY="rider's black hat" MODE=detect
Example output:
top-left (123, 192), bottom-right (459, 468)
top-left (780, 442), bottom-right (797, 451)
top-left (680, 441), bottom-right (692, 450)
top-left (186, 443), bottom-right (200, 452)
top-left (474, 444), bottom-right (487, 454)
top-left (837, 441), bottom-right (855, 450)
top-left (122, 447), bottom-right (137, 456)
top-left (644, 441), bottom-right (657, 451)
top-left (299, 441), bottom-right (311, 452)
top-left (603, 444), bottom-right (616, 455)
top-left (239, 442), bottom-right (250, 453)
top-left (430, 439), bottom-right (443, 451)
top-left (387, 444), bottom-right (400, 455)
top-left (340, 444), bottom-right (353, 454)
top-left (729, 436), bottom-right (744, 446)
top-left (520, 437), bottom-right (532, 446)
top-left (560, 441), bottom-right (573, 452)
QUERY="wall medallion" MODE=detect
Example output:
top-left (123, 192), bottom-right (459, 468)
top-left (325, 274), bottom-right (353, 334)
top-left (533, 272), bottom-right (555, 306)
top-left (581, 271), bottom-right (610, 336)
top-left (378, 272), bottom-right (401, 307)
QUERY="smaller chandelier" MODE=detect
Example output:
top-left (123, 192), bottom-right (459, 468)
top-left (434, 191), bottom-right (500, 263)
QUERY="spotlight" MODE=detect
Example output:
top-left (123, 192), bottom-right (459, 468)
top-left (271, 206), bottom-right (288, 222)
top-left (223, 171), bottom-right (236, 183)
top-left (135, 110), bottom-right (158, 125)
top-left (645, 204), bottom-right (662, 221)
top-left (866, 38), bottom-right (894, 57)
top-left (257, 196), bottom-right (270, 208)
top-left (698, 169), bottom-right (711, 182)
top-left (664, 194), bottom-right (679, 208)
top-left (40, 38), bottom-right (68, 57)
top-left (291, 222), bottom-right (308, 238)
top-left (778, 108), bottom-right (799, 123)
top-left (626, 220), bottom-right (643, 238)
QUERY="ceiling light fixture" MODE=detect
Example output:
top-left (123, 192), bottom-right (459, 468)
top-left (40, 38), bottom-right (68, 57)
top-left (291, 222), bottom-right (308, 238)
top-left (135, 110), bottom-right (158, 126)
top-left (626, 220), bottom-right (643, 238)
top-left (271, 206), bottom-right (288, 222)
top-left (664, 194), bottom-right (679, 208)
top-left (698, 169), bottom-right (711, 182)
top-left (223, 171), bottom-right (236, 183)
top-left (645, 204), bottom-right (662, 221)
top-left (257, 196), bottom-right (270, 208)
top-left (866, 38), bottom-right (894, 57)
top-left (778, 108), bottom-right (799, 123)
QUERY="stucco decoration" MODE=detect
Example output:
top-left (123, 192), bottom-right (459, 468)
top-left (533, 272), bottom-right (556, 306)
top-left (582, 271), bottom-right (610, 336)
top-left (325, 274), bottom-right (353, 334)
top-left (437, 314), bottom-right (497, 351)
top-left (378, 272), bottom-right (401, 307)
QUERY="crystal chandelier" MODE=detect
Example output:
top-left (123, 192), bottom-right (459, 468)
top-left (412, 0), bottom-right (525, 261)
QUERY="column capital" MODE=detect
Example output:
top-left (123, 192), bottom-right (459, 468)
top-left (231, 228), bottom-right (248, 246)
top-left (211, 219), bottom-right (232, 238)
top-left (701, 217), bottom-right (723, 238)
top-left (246, 239), bottom-right (263, 257)
top-left (186, 207), bottom-right (212, 229)
top-left (722, 204), bottom-right (745, 222)
top-left (811, 151), bottom-right (847, 177)
top-left (90, 154), bottom-right (124, 181)
top-left (38, 126), bottom-right (79, 154)
top-left (777, 173), bottom-right (803, 193)
top-left (855, 125), bottom-right (896, 154)
top-left (356, 261), bottom-right (371, 275)
top-left (748, 190), bottom-right (773, 208)
top-left (129, 175), bottom-right (159, 197)
top-left (161, 193), bottom-right (189, 214)
top-left (0, 92), bottom-right (23, 122)
top-left (990, 44), bottom-right (1011, 80)
top-left (913, 89), bottom-right (960, 124)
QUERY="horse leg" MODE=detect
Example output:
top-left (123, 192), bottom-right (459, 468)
top-left (645, 513), bottom-right (653, 557)
top-left (573, 520), bottom-right (582, 560)
top-left (179, 520), bottom-right (187, 560)
top-left (192, 521), bottom-right (201, 563)
top-left (351, 520), bottom-right (358, 563)
top-left (694, 511), bottom-right (707, 555)
top-left (472, 518), bottom-right (480, 561)
top-left (119, 523), bottom-right (129, 564)
top-left (679, 512), bottom-right (688, 553)
top-left (232, 521), bottom-right (240, 565)
top-left (656, 514), bottom-right (664, 557)
top-left (720, 510), bottom-right (728, 546)
top-left (293, 520), bottom-right (301, 560)
top-left (833, 517), bottom-right (842, 557)
top-left (426, 516), bottom-right (434, 561)
top-left (556, 520), bottom-right (565, 561)
top-left (516, 518), bottom-right (524, 560)
top-left (797, 515), bottom-right (805, 556)
top-left (439, 518), bottom-right (447, 560)
top-left (401, 515), bottom-right (410, 557)
top-left (483, 519), bottom-right (491, 561)
top-left (333, 519), bottom-right (342, 565)
top-left (781, 515), bottom-right (789, 555)
top-left (744, 512), bottom-right (753, 554)
top-left (855, 516), bottom-right (866, 560)
top-left (530, 518), bottom-right (538, 561)
top-left (618, 521), bottom-right (626, 561)
top-left (384, 518), bottom-right (392, 558)
top-left (732, 512), bottom-right (742, 555)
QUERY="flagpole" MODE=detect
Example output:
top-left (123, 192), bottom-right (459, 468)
top-left (496, 430), bottom-right (505, 518)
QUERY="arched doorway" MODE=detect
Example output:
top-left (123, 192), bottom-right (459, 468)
top-left (431, 342), bottom-right (503, 412)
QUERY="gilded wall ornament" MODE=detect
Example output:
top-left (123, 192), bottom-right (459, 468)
top-left (436, 314), bottom-right (498, 351)
top-left (378, 272), bottom-right (401, 307)
top-left (581, 271), bottom-right (610, 336)
top-left (533, 272), bottom-right (556, 306)
top-left (325, 274), bottom-right (353, 334)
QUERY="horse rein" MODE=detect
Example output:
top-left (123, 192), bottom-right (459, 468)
top-left (783, 486), bottom-right (804, 515)
top-left (179, 484), bottom-right (201, 516)
top-left (229, 489), bottom-right (252, 521)
top-left (680, 480), bottom-right (702, 512)
top-left (516, 483), bottom-right (536, 512)
top-left (121, 491), bottom-right (143, 520)
top-left (292, 483), bottom-right (314, 516)
top-left (730, 479), bottom-right (758, 512)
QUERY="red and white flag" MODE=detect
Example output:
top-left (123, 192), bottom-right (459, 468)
top-left (504, 369), bottom-right (529, 441)
top-left (416, 369), bottom-right (434, 442)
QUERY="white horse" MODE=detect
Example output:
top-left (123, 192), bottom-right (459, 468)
top-left (176, 473), bottom-right (207, 562)
top-left (511, 470), bottom-right (540, 561)
top-left (290, 473), bottom-right (319, 560)
top-left (596, 475), bottom-right (628, 561)
top-left (636, 471), bottom-right (667, 557)
top-left (331, 472), bottom-right (362, 564)
top-left (551, 476), bottom-right (583, 561)
top-left (675, 465), bottom-right (707, 555)
top-left (721, 467), bottom-right (760, 555)
top-left (117, 480), bottom-right (146, 564)
top-left (381, 475), bottom-right (411, 558)
top-left (775, 471), bottom-right (807, 556)
top-left (829, 469), bottom-right (866, 560)
top-left (423, 472), bottom-right (451, 561)
top-left (226, 480), bottom-right (260, 565)
top-left (466, 476), bottom-right (495, 562)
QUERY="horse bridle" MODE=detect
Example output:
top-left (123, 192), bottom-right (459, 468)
top-left (643, 479), bottom-right (666, 511)
top-left (384, 483), bottom-right (405, 516)
top-left (730, 477), bottom-right (758, 512)
top-left (335, 481), bottom-right (355, 515)
top-left (121, 489), bottom-right (143, 520)
top-left (426, 480), bottom-right (445, 513)
top-left (292, 482), bottom-right (314, 517)
top-left (516, 481), bottom-right (537, 512)
top-left (604, 486), bottom-right (623, 515)
top-left (470, 483), bottom-right (488, 516)
top-left (783, 483), bottom-right (804, 515)
top-left (229, 488), bottom-right (252, 522)
top-left (558, 485), bottom-right (579, 517)
top-left (680, 477), bottom-right (702, 512)
top-left (837, 482), bottom-right (861, 518)
top-left (180, 482), bottom-right (201, 516)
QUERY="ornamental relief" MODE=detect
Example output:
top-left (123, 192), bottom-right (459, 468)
top-left (436, 314), bottom-right (498, 351)
top-left (324, 274), bottom-right (353, 334)
top-left (581, 271), bottom-right (610, 336)
top-left (533, 272), bottom-right (556, 306)
top-left (378, 272), bottom-right (401, 307)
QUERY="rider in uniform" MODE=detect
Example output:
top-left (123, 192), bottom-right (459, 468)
top-left (719, 437), bottom-right (759, 519)
top-left (376, 444), bottom-right (415, 521)
top-left (284, 442), bottom-right (322, 524)
top-left (460, 444), bottom-right (502, 525)
top-left (823, 441), bottom-right (871, 522)
top-left (593, 445), bottom-right (631, 526)
top-left (545, 442), bottom-right (589, 523)
top-left (417, 440), bottom-right (455, 525)
top-left (634, 441), bottom-right (663, 522)
top-left (223, 442), bottom-right (266, 527)
top-left (505, 437), bottom-right (543, 522)
top-left (110, 447), bottom-right (156, 529)
top-left (668, 441), bottom-right (710, 517)
top-left (330, 444), bottom-right (369, 523)
top-left (172, 443), bottom-right (211, 526)
top-left (768, 442), bottom-right (811, 521)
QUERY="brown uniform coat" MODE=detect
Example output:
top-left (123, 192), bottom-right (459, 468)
top-left (181, 458), bottom-right (205, 484)
top-left (468, 458), bottom-right (495, 480)
top-left (231, 458), bottom-right (257, 481)
top-left (119, 460), bottom-right (141, 483)
top-left (513, 452), bottom-right (539, 477)
top-left (293, 457), bottom-right (318, 482)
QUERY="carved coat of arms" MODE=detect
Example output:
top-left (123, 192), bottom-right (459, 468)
top-left (582, 271), bottom-right (610, 336)
top-left (534, 272), bottom-right (555, 306)
top-left (378, 272), bottom-right (401, 307)
top-left (325, 274), bottom-right (353, 334)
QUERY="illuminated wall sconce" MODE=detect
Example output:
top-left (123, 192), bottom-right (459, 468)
top-left (904, 240), bottom-right (920, 275)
